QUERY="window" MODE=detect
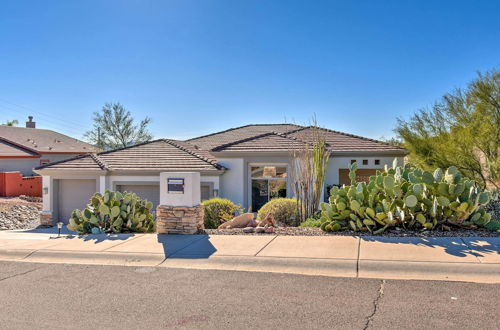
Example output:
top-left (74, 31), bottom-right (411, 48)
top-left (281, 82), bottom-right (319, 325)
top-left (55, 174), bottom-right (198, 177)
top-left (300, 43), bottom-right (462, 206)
top-left (350, 160), bottom-right (356, 165)
top-left (251, 166), bottom-right (287, 211)
top-left (40, 159), bottom-right (50, 166)
top-left (362, 159), bottom-right (368, 165)
top-left (375, 159), bottom-right (380, 165)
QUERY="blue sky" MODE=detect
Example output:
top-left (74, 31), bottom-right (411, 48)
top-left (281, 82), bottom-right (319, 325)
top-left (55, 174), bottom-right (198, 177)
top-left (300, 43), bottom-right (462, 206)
top-left (0, 0), bottom-right (498, 140)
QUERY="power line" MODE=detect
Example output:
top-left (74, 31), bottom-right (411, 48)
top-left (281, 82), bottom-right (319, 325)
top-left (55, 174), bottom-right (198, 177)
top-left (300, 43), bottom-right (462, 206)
top-left (0, 104), bottom-right (89, 134)
top-left (0, 98), bottom-right (92, 131)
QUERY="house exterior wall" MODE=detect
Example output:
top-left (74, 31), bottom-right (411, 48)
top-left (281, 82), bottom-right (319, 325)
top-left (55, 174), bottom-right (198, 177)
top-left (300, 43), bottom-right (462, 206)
top-left (0, 154), bottom-right (85, 176)
top-left (0, 158), bottom-right (40, 176)
top-left (216, 154), bottom-right (405, 210)
top-left (325, 156), bottom-right (405, 186)
top-left (217, 158), bottom-right (245, 207)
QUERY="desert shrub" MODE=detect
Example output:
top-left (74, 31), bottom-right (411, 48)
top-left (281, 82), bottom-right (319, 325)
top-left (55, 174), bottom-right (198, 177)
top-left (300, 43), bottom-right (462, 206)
top-left (67, 190), bottom-right (155, 234)
top-left (257, 198), bottom-right (298, 226)
top-left (299, 217), bottom-right (323, 228)
top-left (202, 198), bottom-right (242, 229)
top-left (319, 162), bottom-right (495, 233)
top-left (484, 190), bottom-right (500, 230)
top-left (299, 210), bottom-right (322, 227)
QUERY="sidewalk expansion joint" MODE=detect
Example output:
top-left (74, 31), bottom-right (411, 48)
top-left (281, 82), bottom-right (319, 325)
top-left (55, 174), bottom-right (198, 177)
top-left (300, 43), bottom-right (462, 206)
top-left (363, 279), bottom-right (386, 330)
top-left (356, 237), bottom-right (361, 278)
top-left (254, 235), bottom-right (277, 256)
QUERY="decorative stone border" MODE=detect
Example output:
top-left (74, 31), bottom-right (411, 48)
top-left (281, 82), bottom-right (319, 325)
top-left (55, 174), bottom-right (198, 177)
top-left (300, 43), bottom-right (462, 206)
top-left (156, 205), bottom-right (204, 234)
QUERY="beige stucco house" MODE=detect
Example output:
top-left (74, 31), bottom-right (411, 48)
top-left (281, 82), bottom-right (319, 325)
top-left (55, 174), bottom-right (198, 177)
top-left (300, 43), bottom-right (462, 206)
top-left (34, 124), bottom-right (407, 224)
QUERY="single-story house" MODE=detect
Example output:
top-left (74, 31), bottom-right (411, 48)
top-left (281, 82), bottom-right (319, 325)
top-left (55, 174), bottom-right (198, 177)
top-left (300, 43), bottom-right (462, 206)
top-left (34, 124), bottom-right (407, 224)
top-left (1, 116), bottom-right (99, 176)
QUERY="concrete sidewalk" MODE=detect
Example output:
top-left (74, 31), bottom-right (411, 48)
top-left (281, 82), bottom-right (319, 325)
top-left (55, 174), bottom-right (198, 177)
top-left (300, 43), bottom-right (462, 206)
top-left (0, 230), bottom-right (499, 283)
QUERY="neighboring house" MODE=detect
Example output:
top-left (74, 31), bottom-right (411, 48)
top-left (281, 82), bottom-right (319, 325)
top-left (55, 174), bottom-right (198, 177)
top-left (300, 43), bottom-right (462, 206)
top-left (34, 124), bottom-right (407, 223)
top-left (0, 116), bottom-right (99, 176)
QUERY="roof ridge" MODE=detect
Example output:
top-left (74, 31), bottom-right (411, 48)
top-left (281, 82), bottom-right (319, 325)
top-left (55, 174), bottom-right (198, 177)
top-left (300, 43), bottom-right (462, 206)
top-left (211, 131), bottom-right (276, 151)
top-left (0, 137), bottom-right (40, 155)
top-left (211, 128), bottom-right (313, 152)
top-left (90, 153), bottom-right (109, 170)
top-left (96, 139), bottom-right (164, 156)
top-left (310, 126), bottom-right (406, 150)
top-left (163, 139), bottom-right (226, 170)
top-left (186, 123), bottom-right (303, 142)
top-left (274, 129), bottom-right (314, 146)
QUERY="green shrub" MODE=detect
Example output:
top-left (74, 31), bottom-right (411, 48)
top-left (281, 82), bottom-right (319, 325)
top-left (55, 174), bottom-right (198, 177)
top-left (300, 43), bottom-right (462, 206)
top-left (319, 161), bottom-right (494, 233)
top-left (202, 198), bottom-right (242, 229)
top-left (257, 198), bottom-right (298, 226)
top-left (299, 217), bottom-right (323, 228)
top-left (67, 190), bottom-right (155, 234)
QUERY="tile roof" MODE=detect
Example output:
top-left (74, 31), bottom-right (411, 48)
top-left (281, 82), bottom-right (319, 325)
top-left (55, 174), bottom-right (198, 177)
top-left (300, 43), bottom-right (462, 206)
top-left (288, 127), bottom-right (406, 153)
top-left (0, 125), bottom-right (99, 155)
top-left (35, 139), bottom-right (225, 173)
top-left (187, 124), bottom-right (303, 150)
top-left (211, 132), bottom-right (308, 152)
top-left (187, 124), bottom-right (406, 154)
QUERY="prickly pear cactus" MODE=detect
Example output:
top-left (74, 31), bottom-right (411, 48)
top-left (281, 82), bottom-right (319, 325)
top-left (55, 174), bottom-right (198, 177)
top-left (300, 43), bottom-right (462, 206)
top-left (319, 162), bottom-right (494, 233)
top-left (67, 190), bottom-right (156, 234)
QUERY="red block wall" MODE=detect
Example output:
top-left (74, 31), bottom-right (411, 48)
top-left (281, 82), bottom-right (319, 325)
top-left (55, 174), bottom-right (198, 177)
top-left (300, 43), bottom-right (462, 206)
top-left (0, 172), bottom-right (42, 197)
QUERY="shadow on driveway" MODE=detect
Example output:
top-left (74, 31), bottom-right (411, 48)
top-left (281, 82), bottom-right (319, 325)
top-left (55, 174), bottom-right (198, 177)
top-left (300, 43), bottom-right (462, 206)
top-left (157, 234), bottom-right (216, 259)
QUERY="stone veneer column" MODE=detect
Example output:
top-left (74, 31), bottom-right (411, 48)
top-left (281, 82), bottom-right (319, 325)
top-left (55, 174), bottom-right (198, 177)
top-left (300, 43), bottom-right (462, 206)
top-left (40, 211), bottom-right (53, 226)
top-left (156, 205), bottom-right (204, 234)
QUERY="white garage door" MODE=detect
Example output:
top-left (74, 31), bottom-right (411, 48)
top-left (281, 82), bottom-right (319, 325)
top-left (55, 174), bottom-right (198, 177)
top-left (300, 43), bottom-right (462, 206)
top-left (58, 179), bottom-right (97, 223)
top-left (117, 185), bottom-right (160, 210)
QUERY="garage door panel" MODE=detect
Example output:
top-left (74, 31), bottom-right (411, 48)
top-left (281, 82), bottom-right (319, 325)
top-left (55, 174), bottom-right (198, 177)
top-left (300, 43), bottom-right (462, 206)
top-left (58, 179), bottom-right (97, 223)
top-left (117, 185), bottom-right (160, 210)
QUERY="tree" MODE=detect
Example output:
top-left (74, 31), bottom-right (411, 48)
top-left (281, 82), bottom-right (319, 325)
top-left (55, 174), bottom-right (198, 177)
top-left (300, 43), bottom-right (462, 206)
top-left (2, 119), bottom-right (18, 126)
top-left (395, 69), bottom-right (499, 189)
top-left (84, 103), bottom-right (153, 150)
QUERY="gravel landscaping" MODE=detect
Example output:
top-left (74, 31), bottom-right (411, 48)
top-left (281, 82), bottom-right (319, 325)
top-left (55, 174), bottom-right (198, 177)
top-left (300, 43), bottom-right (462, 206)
top-left (0, 197), bottom-right (42, 231)
top-left (202, 226), bottom-right (500, 237)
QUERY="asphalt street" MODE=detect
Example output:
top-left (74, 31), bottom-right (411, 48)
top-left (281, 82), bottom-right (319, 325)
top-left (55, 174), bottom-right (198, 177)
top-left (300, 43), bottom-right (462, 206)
top-left (0, 261), bottom-right (498, 330)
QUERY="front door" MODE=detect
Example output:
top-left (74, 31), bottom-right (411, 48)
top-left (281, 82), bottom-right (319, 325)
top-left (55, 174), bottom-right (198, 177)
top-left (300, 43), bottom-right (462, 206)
top-left (250, 166), bottom-right (287, 211)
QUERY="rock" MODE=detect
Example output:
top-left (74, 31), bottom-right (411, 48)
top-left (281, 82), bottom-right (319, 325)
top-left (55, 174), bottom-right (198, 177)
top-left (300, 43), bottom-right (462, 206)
top-left (243, 227), bottom-right (255, 233)
top-left (265, 226), bottom-right (275, 233)
top-left (255, 226), bottom-right (266, 233)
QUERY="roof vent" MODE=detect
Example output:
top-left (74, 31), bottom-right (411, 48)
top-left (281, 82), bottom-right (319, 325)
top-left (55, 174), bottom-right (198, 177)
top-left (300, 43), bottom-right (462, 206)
top-left (26, 116), bottom-right (36, 128)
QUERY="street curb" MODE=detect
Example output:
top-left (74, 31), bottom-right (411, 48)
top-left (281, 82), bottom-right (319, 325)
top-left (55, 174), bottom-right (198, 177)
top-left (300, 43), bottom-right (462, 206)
top-left (359, 259), bottom-right (500, 283)
top-left (0, 250), bottom-right (165, 267)
top-left (1, 249), bottom-right (499, 283)
top-left (160, 256), bottom-right (358, 278)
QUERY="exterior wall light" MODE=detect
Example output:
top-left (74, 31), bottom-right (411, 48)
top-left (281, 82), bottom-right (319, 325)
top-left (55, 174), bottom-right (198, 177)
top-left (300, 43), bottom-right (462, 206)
top-left (43, 187), bottom-right (49, 194)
